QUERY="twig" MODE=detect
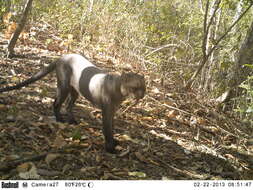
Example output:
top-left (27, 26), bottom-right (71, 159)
top-left (120, 100), bottom-right (139, 114)
top-left (204, 0), bottom-right (221, 47)
top-left (145, 44), bottom-right (180, 58)
top-left (0, 153), bottom-right (47, 172)
top-left (203, 0), bottom-right (210, 37)
top-left (147, 95), bottom-right (193, 116)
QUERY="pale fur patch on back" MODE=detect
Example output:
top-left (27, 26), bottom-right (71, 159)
top-left (67, 54), bottom-right (94, 94)
top-left (89, 74), bottom-right (106, 104)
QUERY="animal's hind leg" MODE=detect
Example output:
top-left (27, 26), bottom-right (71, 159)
top-left (66, 87), bottom-right (79, 124)
top-left (53, 66), bottom-right (71, 122)
top-left (53, 86), bottom-right (70, 122)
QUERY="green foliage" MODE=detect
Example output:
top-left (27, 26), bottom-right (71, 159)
top-left (0, 0), bottom-right (31, 29)
top-left (28, 0), bottom-right (205, 77)
top-left (0, 0), bottom-right (10, 28)
top-left (72, 128), bottom-right (82, 141)
top-left (235, 75), bottom-right (253, 126)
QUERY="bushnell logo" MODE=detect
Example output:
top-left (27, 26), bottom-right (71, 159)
top-left (1, 182), bottom-right (19, 188)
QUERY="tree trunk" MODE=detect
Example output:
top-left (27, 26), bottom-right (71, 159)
top-left (200, 0), bottom-right (218, 89)
top-left (7, 0), bottom-right (33, 58)
top-left (204, 8), bottom-right (221, 91)
top-left (186, 0), bottom-right (221, 89)
top-left (233, 0), bottom-right (243, 28)
top-left (231, 0), bottom-right (243, 63)
top-left (89, 0), bottom-right (94, 13)
top-left (198, 0), bottom-right (204, 14)
top-left (217, 20), bottom-right (253, 103)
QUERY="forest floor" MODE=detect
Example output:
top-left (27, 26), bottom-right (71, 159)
top-left (0, 24), bottom-right (252, 180)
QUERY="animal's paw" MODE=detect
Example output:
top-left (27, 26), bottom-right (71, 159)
top-left (56, 117), bottom-right (65, 123)
top-left (68, 118), bottom-right (78, 125)
top-left (105, 139), bottom-right (119, 154)
top-left (113, 139), bottom-right (119, 147)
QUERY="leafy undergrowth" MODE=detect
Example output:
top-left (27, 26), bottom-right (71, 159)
top-left (0, 25), bottom-right (252, 180)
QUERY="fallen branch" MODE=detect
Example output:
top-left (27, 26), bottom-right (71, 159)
top-left (121, 100), bottom-right (139, 114)
top-left (145, 44), bottom-right (180, 58)
top-left (147, 95), bottom-right (193, 116)
top-left (0, 153), bottom-right (47, 172)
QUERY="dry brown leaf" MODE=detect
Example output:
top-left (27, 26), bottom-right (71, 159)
top-left (165, 93), bottom-right (175, 97)
top-left (224, 154), bottom-right (236, 160)
top-left (190, 116), bottom-right (197, 126)
top-left (80, 166), bottom-right (97, 173)
top-left (119, 146), bottom-right (130, 157)
top-left (5, 22), bottom-right (17, 39)
top-left (164, 99), bottom-right (175, 106)
top-left (29, 122), bottom-right (45, 128)
top-left (37, 168), bottom-right (61, 176)
top-left (62, 164), bottom-right (71, 173)
top-left (167, 110), bottom-right (178, 118)
top-left (18, 163), bottom-right (40, 179)
top-left (47, 42), bottom-right (62, 52)
top-left (148, 159), bottom-right (160, 166)
top-left (142, 116), bottom-right (153, 121)
top-left (79, 143), bottom-right (90, 147)
top-left (17, 162), bottom-right (31, 173)
top-left (121, 135), bottom-right (139, 144)
top-left (135, 152), bottom-right (147, 163)
top-left (45, 153), bottom-right (60, 166)
top-left (52, 135), bottom-right (67, 148)
top-left (0, 104), bottom-right (7, 111)
top-left (151, 87), bottom-right (160, 94)
top-left (205, 126), bottom-right (218, 133)
top-left (3, 12), bottom-right (12, 25)
top-left (128, 171), bottom-right (146, 178)
top-left (56, 122), bottom-right (67, 130)
top-left (176, 115), bottom-right (185, 123)
top-left (96, 155), bottom-right (102, 163)
top-left (10, 76), bottom-right (19, 82)
top-left (197, 117), bottom-right (206, 125)
top-left (190, 116), bottom-right (206, 126)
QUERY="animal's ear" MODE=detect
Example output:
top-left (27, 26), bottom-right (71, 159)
top-left (121, 72), bottom-right (128, 82)
top-left (136, 73), bottom-right (144, 80)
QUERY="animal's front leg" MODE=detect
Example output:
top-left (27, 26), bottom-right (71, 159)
top-left (102, 104), bottom-right (118, 153)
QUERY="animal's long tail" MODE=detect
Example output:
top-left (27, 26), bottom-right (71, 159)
top-left (0, 61), bottom-right (57, 93)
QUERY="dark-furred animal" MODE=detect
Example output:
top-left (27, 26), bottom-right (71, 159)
top-left (0, 54), bottom-right (146, 153)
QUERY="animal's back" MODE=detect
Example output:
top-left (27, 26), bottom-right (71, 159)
top-left (59, 54), bottom-right (95, 94)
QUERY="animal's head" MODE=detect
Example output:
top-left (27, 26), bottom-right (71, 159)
top-left (120, 72), bottom-right (146, 100)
